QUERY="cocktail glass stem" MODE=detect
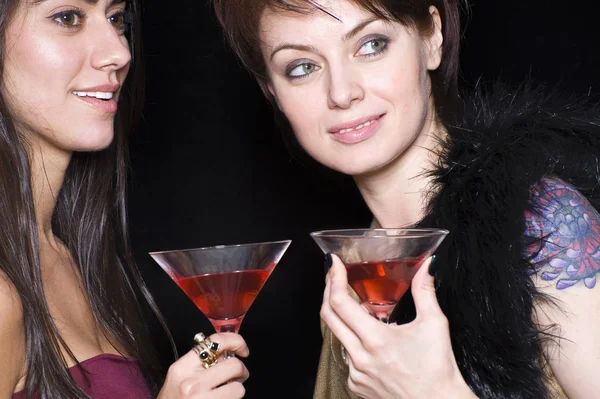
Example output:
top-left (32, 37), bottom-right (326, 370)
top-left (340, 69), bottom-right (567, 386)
top-left (210, 318), bottom-right (244, 359)
top-left (367, 303), bottom-right (395, 324)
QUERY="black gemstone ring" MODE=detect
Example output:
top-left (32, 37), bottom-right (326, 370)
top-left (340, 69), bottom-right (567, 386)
top-left (193, 333), bottom-right (220, 369)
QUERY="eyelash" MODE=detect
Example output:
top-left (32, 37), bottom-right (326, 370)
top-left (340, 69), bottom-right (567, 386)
top-left (358, 36), bottom-right (390, 58)
top-left (285, 62), bottom-right (317, 81)
top-left (49, 8), bottom-right (135, 34)
top-left (284, 36), bottom-right (391, 81)
top-left (50, 8), bottom-right (85, 30)
top-left (110, 10), bottom-right (135, 34)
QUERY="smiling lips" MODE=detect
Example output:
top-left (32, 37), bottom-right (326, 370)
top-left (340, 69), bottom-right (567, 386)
top-left (327, 114), bottom-right (385, 144)
top-left (73, 91), bottom-right (114, 100)
top-left (72, 84), bottom-right (120, 113)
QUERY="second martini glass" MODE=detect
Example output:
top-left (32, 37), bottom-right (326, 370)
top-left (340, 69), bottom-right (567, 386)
top-left (311, 229), bottom-right (447, 323)
top-left (150, 240), bottom-right (291, 337)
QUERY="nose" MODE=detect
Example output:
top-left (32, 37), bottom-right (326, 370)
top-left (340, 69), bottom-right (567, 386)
top-left (327, 62), bottom-right (364, 109)
top-left (90, 22), bottom-right (132, 72)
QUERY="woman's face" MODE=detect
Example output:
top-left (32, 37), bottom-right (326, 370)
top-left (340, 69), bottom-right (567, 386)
top-left (2, 0), bottom-right (132, 155)
top-left (260, 0), bottom-right (443, 176)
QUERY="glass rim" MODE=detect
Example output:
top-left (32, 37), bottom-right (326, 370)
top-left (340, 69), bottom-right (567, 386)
top-left (310, 228), bottom-right (449, 239)
top-left (148, 239), bottom-right (292, 256)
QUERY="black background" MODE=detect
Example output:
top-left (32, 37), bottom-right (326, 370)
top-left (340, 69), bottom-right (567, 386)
top-left (127, 1), bottom-right (599, 397)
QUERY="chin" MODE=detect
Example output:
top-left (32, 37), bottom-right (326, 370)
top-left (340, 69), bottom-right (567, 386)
top-left (324, 160), bottom-right (384, 177)
top-left (71, 131), bottom-right (115, 152)
top-left (324, 151), bottom-right (395, 177)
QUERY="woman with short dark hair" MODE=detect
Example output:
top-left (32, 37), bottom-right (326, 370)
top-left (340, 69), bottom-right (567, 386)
top-left (212, 0), bottom-right (600, 397)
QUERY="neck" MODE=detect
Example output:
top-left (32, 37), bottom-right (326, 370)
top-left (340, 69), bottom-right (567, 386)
top-left (28, 141), bottom-right (71, 247)
top-left (354, 118), bottom-right (444, 229)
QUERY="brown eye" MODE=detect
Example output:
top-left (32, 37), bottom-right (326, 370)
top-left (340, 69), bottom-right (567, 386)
top-left (52, 11), bottom-right (82, 27)
top-left (108, 11), bottom-right (132, 35)
top-left (109, 13), bottom-right (123, 27)
top-left (61, 14), bottom-right (75, 25)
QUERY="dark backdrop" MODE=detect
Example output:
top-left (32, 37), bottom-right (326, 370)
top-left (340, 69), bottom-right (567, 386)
top-left (128, 1), bottom-right (599, 397)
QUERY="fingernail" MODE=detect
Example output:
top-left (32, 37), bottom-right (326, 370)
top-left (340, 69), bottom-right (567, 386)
top-left (428, 255), bottom-right (438, 276)
top-left (324, 253), bottom-right (333, 274)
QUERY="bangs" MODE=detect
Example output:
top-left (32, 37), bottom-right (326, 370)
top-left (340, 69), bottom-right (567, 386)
top-left (266, 0), bottom-right (393, 22)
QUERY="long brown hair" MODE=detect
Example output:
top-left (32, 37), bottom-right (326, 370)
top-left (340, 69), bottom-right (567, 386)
top-left (0, 0), bottom-right (172, 397)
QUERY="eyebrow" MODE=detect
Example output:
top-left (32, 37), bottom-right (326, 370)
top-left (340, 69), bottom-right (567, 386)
top-left (269, 17), bottom-right (380, 61)
top-left (33, 0), bottom-right (126, 5)
top-left (342, 17), bottom-right (379, 42)
top-left (270, 44), bottom-right (321, 61)
top-left (85, 0), bottom-right (127, 5)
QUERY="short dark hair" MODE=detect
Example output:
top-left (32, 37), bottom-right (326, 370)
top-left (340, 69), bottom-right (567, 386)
top-left (213, 0), bottom-right (463, 123)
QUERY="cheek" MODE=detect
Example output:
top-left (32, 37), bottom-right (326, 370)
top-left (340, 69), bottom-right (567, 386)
top-left (373, 53), bottom-right (427, 106)
top-left (6, 36), bottom-right (77, 98)
top-left (277, 87), bottom-right (324, 143)
top-left (4, 34), bottom-right (84, 124)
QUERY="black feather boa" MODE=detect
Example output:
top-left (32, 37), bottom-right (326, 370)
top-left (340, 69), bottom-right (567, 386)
top-left (395, 84), bottom-right (600, 398)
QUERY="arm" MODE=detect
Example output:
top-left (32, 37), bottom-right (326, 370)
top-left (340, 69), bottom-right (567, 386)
top-left (525, 177), bottom-right (600, 398)
top-left (0, 273), bottom-right (26, 396)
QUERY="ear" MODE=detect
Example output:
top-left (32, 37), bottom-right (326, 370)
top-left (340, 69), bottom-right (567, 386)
top-left (424, 5), bottom-right (443, 71)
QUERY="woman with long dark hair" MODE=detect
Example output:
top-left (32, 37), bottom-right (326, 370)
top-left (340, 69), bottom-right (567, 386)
top-left (1, 0), bottom-right (249, 397)
top-left (212, 0), bottom-right (600, 397)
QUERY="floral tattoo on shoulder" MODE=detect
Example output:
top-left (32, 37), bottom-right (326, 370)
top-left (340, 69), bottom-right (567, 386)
top-left (524, 177), bottom-right (600, 289)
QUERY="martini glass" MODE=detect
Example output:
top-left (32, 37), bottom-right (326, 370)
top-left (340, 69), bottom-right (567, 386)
top-left (311, 229), bottom-right (447, 324)
top-left (150, 240), bottom-right (291, 341)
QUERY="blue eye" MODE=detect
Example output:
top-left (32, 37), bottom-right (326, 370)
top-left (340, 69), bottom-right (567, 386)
top-left (357, 37), bottom-right (389, 57)
top-left (287, 63), bottom-right (320, 80)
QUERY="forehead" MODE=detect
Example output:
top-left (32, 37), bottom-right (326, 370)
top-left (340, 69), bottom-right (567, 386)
top-left (259, 0), bottom-right (377, 46)
top-left (22, 0), bottom-right (127, 11)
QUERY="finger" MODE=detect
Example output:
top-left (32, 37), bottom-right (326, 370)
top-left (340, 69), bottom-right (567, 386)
top-left (209, 332), bottom-right (250, 358)
top-left (211, 381), bottom-right (246, 399)
top-left (327, 254), bottom-right (380, 339)
top-left (321, 262), bottom-right (374, 356)
top-left (203, 357), bottom-right (249, 387)
top-left (411, 256), bottom-right (444, 318)
top-left (177, 333), bottom-right (249, 373)
top-left (345, 355), bottom-right (367, 397)
top-left (176, 348), bottom-right (207, 372)
top-left (321, 267), bottom-right (363, 355)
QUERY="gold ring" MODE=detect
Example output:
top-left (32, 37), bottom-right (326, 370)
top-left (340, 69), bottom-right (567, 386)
top-left (193, 333), bottom-right (220, 369)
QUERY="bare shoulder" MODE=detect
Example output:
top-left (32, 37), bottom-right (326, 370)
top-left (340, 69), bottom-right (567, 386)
top-left (525, 176), bottom-right (600, 291)
top-left (0, 271), bottom-right (26, 395)
top-left (524, 177), bottom-right (600, 397)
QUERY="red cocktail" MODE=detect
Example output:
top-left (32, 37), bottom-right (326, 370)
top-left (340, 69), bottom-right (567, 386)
top-left (150, 241), bottom-right (290, 335)
top-left (311, 229), bottom-right (447, 323)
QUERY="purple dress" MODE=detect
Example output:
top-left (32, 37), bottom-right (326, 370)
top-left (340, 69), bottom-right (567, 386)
top-left (12, 354), bottom-right (152, 398)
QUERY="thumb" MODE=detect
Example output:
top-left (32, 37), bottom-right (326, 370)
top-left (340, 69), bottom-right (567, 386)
top-left (411, 256), bottom-right (443, 318)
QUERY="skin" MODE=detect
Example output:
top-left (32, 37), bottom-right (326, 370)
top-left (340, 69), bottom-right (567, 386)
top-left (526, 178), bottom-right (600, 397)
top-left (260, 0), bottom-right (600, 397)
top-left (0, 0), bottom-right (249, 396)
top-left (261, 0), bottom-right (444, 229)
top-left (2, 0), bottom-right (133, 393)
